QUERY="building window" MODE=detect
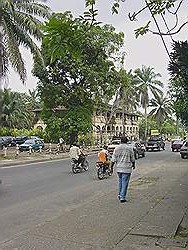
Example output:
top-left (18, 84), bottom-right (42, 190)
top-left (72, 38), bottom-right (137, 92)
top-left (96, 125), bottom-right (101, 132)
top-left (107, 126), bottom-right (111, 133)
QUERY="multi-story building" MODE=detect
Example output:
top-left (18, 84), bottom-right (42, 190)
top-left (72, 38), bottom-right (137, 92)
top-left (92, 108), bottom-right (140, 144)
top-left (33, 107), bottom-right (140, 143)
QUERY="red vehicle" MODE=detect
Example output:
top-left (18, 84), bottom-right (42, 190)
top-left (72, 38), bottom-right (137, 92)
top-left (171, 139), bottom-right (183, 152)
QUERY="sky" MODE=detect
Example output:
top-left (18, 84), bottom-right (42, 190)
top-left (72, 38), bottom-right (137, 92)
top-left (7, 0), bottom-right (188, 93)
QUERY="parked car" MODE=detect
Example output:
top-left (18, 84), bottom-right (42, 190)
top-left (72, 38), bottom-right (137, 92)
top-left (19, 139), bottom-right (44, 152)
top-left (146, 137), bottom-right (165, 151)
top-left (180, 140), bottom-right (188, 159)
top-left (0, 137), bottom-right (4, 150)
top-left (13, 136), bottom-right (28, 145)
top-left (30, 136), bottom-right (44, 142)
top-left (132, 142), bottom-right (146, 159)
top-left (0, 136), bottom-right (15, 148)
top-left (171, 139), bottom-right (183, 152)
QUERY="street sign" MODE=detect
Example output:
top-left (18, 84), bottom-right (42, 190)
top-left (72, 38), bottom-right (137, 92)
top-left (151, 129), bottom-right (159, 136)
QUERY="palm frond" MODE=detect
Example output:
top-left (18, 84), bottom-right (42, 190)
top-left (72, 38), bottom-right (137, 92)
top-left (3, 18), bottom-right (26, 83)
top-left (4, 13), bottom-right (44, 69)
top-left (14, 1), bottom-right (51, 19)
top-left (14, 11), bottom-right (43, 39)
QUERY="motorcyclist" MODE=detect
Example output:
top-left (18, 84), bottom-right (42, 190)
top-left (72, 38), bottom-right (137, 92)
top-left (98, 145), bottom-right (112, 173)
top-left (69, 142), bottom-right (85, 167)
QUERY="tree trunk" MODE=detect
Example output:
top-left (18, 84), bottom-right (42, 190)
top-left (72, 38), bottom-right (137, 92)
top-left (144, 104), bottom-right (148, 140)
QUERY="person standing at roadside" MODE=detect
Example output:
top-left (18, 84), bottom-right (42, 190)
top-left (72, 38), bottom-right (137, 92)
top-left (59, 137), bottom-right (64, 151)
top-left (111, 136), bottom-right (135, 203)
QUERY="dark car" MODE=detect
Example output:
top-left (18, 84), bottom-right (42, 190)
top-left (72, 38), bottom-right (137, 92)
top-left (146, 137), bottom-right (165, 151)
top-left (132, 142), bottom-right (146, 159)
top-left (19, 139), bottom-right (44, 152)
top-left (13, 136), bottom-right (28, 145)
top-left (0, 137), bottom-right (4, 150)
top-left (171, 139), bottom-right (183, 152)
top-left (180, 140), bottom-right (188, 159)
top-left (0, 136), bottom-right (15, 148)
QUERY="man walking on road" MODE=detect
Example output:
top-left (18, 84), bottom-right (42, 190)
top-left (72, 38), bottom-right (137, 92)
top-left (111, 136), bottom-right (135, 203)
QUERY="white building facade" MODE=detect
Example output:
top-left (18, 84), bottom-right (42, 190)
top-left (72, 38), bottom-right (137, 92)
top-left (92, 108), bottom-right (140, 144)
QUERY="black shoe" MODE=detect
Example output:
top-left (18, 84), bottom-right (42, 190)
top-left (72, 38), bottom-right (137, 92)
top-left (120, 199), bottom-right (127, 203)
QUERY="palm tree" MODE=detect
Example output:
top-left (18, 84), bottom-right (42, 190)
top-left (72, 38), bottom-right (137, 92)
top-left (111, 69), bottom-right (139, 135)
top-left (117, 70), bottom-right (139, 112)
top-left (0, 88), bottom-right (34, 128)
top-left (149, 94), bottom-right (172, 133)
top-left (0, 0), bottom-right (51, 86)
top-left (134, 65), bottom-right (163, 139)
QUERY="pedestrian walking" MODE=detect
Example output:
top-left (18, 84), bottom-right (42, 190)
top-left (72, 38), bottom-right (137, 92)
top-left (59, 137), bottom-right (65, 151)
top-left (111, 136), bottom-right (135, 203)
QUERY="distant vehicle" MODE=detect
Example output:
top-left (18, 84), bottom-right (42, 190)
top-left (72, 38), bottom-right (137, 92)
top-left (180, 140), bottom-right (188, 159)
top-left (146, 137), bottom-right (165, 151)
top-left (140, 140), bottom-right (146, 151)
top-left (29, 136), bottom-right (44, 142)
top-left (0, 136), bottom-right (15, 148)
top-left (171, 140), bottom-right (183, 152)
top-left (107, 139), bottom-right (121, 155)
top-left (13, 136), bottom-right (28, 145)
top-left (19, 139), bottom-right (44, 152)
top-left (132, 142), bottom-right (146, 159)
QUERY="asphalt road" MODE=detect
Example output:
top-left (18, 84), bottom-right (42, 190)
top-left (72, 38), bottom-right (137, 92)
top-left (0, 143), bottom-right (185, 244)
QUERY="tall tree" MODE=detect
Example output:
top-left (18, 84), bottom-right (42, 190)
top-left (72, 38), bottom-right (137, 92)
top-left (115, 69), bottom-right (139, 113)
top-left (0, 0), bottom-right (51, 86)
top-left (168, 41), bottom-right (188, 129)
top-left (134, 65), bottom-right (163, 138)
top-left (34, 12), bottom-right (124, 143)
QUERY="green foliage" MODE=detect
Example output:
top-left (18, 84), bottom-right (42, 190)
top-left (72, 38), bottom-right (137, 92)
top-left (139, 116), bottom-right (178, 138)
top-left (168, 41), bottom-right (188, 129)
top-left (0, 0), bottom-right (51, 83)
top-left (149, 94), bottom-right (172, 129)
top-left (34, 12), bottom-right (124, 142)
top-left (135, 21), bottom-right (151, 38)
top-left (0, 89), bottom-right (36, 129)
top-left (0, 127), bottom-right (47, 141)
top-left (78, 133), bottom-right (94, 146)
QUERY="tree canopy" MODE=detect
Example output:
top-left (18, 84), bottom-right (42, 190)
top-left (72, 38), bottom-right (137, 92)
top-left (168, 41), bottom-right (188, 128)
top-left (34, 12), bottom-right (124, 142)
top-left (0, 88), bottom-right (35, 129)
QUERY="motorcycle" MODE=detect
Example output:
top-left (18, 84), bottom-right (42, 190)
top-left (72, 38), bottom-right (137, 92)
top-left (96, 161), bottom-right (113, 180)
top-left (71, 154), bottom-right (89, 174)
